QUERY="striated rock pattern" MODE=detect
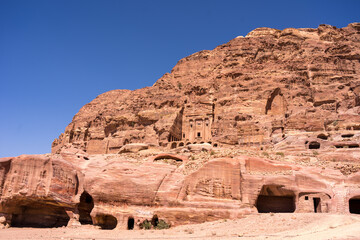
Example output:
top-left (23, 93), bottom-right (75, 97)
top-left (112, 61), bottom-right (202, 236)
top-left (1, 152), bottom-right (360, 229)
top-left (1, 23), bottom-right (360, 229)
top-left (0, 155), bottom-right (82, 227)
top-left (52, 23), bottom-right (360, 156)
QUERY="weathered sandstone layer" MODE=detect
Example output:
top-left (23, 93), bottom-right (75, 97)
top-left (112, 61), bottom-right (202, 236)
top-left (1, 23), bottom-right (360, 230)
top-left (52, 23), bottom-right (360, 157)
top-left (1, 150), bottom-right (360, 229)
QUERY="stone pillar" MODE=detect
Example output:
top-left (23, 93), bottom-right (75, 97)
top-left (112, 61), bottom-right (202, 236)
top-left (66, 209), bottom-right (81, 228)
top-left (115, 215), bottom-right (128, 230)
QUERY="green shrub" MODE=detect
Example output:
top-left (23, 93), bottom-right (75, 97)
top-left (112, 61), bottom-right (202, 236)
top-left (276, 152), bottom-right (284, 157)
top-left (140, 219), bottom-right (152, 230)
top-left (140, 218), bottom-right (170, 230)
top-left (155, 219), bottom-right (170, 229)
top-left (262, 152), bottom-right (270, 158)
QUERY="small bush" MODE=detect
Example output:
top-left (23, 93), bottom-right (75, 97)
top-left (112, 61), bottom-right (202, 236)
top-left (140, 218), bottom-right (170, 230)
top-left (140, 220), bottom-right (152, 230)
top-left (276, 152), bottom-right (284, 157)
top-left (155, 219), bottom-right (170, 229)
top-left (177, 82), bottom-right (182, 89)
top-left (262, 152), bottom-right (270, 158)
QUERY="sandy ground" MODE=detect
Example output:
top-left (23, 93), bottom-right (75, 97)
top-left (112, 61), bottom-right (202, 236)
top-left (1, 213), bottom-right (360, 240)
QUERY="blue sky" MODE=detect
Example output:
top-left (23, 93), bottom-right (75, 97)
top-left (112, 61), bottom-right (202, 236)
top-left (0, 0), bottom-right (359, 157)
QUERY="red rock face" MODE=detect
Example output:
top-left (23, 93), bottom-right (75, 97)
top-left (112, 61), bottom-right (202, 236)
top-left (52, 23), bottom-right (360, 156)
top-left (0, 155), bottom-right (82, 228)
top-left (1, 152), bottom-right (360, 229)
top-left (1, 23), bottom-right (360, 229)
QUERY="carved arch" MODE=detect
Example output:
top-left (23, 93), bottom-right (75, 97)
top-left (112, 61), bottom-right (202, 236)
top-left (265, 88), bottom-right (287, 116)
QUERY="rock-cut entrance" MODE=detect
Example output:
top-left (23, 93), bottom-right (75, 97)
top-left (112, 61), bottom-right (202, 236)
top-left (349, 197), bottom-right (360, 214)
top-left (78, 191), bottom-right (94, 224)
top-left (10, 201), bottom-right (70, 228)
top-left (256, 185), bottom-right (296, 213)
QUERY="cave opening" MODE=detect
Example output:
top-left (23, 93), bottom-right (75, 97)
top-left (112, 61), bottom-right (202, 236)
top-left (349, 198), bottom-right (360, 214)
top-left (342, 134), bottom-right (354, 138)
top-left (127, 217), bottom-right (134, 230)
top-left (349, 144), bottom-right (359, 148)
top-left (151, 214), bottom-right (159, 228)
top-left (78, 191), bottom-right (94, 225)
top-left (313, 197), bottom-right (321, 213)
top-left (256, 185), bottom-right (295, 213)
top-left (170, 142), bottom-right (177, 149)
top-left (95, 214), bottom-right (117, 230)
top-left (317, 134), bottom-right (328, 140)
top-left (10, 202), bottom-right (70, 228)
top-left (309, 141), bottom-right (320, 149)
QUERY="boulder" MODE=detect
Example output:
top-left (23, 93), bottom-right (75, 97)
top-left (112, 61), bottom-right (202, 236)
top-left (118, 143), bottom-right (149, 153)
top-left (187, 143), bottom-right (212, 152)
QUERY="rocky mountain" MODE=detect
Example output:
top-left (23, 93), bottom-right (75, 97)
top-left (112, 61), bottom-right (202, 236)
top-left (1, 23), bottom-right (360, 230)
top-left (52, 23), bottom-right (360, 156)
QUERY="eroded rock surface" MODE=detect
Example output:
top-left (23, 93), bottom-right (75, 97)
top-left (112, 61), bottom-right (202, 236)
top-left (52, 23), bottom-right (360, 159)
top-left (1, 23), bottom-right (360, 229)
top-left (1, 152), bottom-right (360, 229)
top-left (0, 155), bottom-right (82, 227)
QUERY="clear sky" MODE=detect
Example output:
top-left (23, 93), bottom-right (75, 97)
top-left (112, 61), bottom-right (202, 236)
top-left (0, 0), bottom-right (359, 157)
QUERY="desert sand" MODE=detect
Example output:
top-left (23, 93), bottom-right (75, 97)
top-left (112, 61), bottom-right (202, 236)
top-left (1, 213), bottom-right (360, 240)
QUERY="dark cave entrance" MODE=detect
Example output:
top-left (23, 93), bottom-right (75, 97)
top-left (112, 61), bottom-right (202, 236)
top-left (127, 217), bottom-right (135, 230)
top-left (95, 214), bottom-right (117, 229)
top-left (151, 214), bottom-right (159, 228)
top-left (170, 142), bottom-right (177, 149)
top-left (256, 185), bottom-right (295, 213)
top-left (308, 141), bottom-right (320, 149)
top-left (349, 198), bottom-right (360, 214)
top-left (10, 202), bottom-right (70, 228)
top-left (313, 197), bottom-right (321, 213)
top-left (317, 134), bottom-right (328, 140)
top-left (78, 191), bottom-right (94, 225)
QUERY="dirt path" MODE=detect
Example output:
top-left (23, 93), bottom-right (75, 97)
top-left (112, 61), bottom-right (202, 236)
top-left (1, 213), bottom-right (360, 240)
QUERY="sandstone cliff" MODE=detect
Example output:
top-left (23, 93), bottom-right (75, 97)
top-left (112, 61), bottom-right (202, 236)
top-left (52, 23), bottom-right (360, 157)
top-left (1, 150), bottom-right (360, 229)
top-left (1, 23), bottom-right (360, 230)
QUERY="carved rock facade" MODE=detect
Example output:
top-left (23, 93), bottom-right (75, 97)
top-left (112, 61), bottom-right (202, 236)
top-left (1, 153), bottom-right (360, 229)
top-left (52, 23), bottom-right (360, 155)
top-left (1, 23), bottom-right (360, 229)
